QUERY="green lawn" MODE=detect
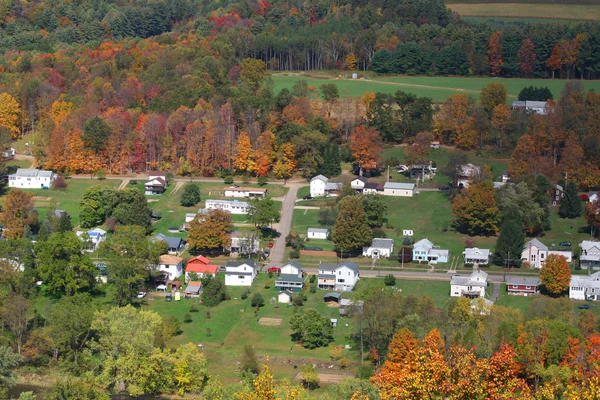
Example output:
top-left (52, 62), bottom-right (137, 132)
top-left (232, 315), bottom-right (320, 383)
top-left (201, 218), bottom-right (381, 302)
top-left (145, 273), bottom-right (358, 382)
top-left (272, 73), bottom-right (600, 103)
top-left (353, 277), bottom-right (452, 308)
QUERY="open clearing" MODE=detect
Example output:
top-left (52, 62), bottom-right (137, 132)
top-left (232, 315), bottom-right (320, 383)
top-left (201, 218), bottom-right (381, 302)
top-left (272, 74), bottom-right (600, 103)
top-left (448, 3), bottom-right (600, 21)
top-left (258, 317), bottom-right (283, 326)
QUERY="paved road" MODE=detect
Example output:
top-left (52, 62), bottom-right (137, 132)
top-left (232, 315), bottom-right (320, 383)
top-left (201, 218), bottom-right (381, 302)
top-left (303, 267), bottom-right (507, 283)
top-left (68, 174), bottom-right (293, 186)
top-left (491, 282), bottom-right (501, 302)
top-left (269, 183), bottom-right (306, 266)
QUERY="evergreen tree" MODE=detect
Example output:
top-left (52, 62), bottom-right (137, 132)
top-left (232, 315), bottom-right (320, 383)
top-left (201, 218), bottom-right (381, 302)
top-left (494, 206), bottom-right (525, 267)
top-left (559, 181), bottom-right (582, 219)
top-left (332, 196), bottom-right (372, 255)
top-left (180, 183), bottom-right (201, 207)
top-left (321, 145), bottom-right (341, 177)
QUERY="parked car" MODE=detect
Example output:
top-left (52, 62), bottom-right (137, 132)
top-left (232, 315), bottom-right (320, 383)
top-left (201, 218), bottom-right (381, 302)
top-left (229, 185), bottom-right (240, 188)
top-left (267, 267), bottom-right (281, 273)
top-left (165, 294), bottom-right (173, 302)
top-left (438, 186), bottom-right (450, 191)
top-left (137, 291), bottom-right (146, 299)
top-left (397, 165), bottom-right (409, 173)
top-left (560, 241), bottom-right (572, 247)
top-left (304, 247), bottom-right (323, 251)
top-left (578, 304), bottom-right (591, 309)
top-left (303, 195), bottom-right (313, 200)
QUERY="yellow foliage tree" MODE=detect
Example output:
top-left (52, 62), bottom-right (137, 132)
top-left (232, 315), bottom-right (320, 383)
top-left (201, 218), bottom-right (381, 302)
top-left (345, 53), bottom-right (358, 70)
top-left (0, 92), bottom-right (21, 139)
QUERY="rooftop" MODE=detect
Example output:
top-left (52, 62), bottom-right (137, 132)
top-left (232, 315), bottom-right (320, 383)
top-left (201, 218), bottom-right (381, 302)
top-left (225, 259), bottom-right (257, 270)
top-left (369, 238), bottom-right (394, 250)
top-left (506, 276), bottom-right (540, 287)
top-left (311, 174), bottom-right (328, 182)
top-left (159, 255), bottom-right (183, 265)
top-left (275, 274), bottom-right (304, 284)
top-left (383, 182), bottom-right (415, 190)
top-left (524, 238), bottom-right (548, 252)
top-left (308, 228), bottom-right (330, 234)
top-left (10, 168), bottom-right (54, 178)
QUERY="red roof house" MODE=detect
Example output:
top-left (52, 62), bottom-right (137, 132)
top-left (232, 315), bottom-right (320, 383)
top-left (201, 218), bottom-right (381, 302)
top-left (187, 255), bottom-right (211, 266)
top-left (185, 256), bottom-right (218, 281)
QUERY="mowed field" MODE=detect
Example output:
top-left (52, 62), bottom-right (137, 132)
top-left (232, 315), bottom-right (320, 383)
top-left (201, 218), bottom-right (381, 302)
top-left (272, 74), bottom-right (600, 103)
top-left (447, 3), bottom-right (600, 21)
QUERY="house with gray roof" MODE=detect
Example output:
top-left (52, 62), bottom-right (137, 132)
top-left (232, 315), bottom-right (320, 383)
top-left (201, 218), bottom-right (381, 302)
top-left (580, 240), bottom-right (600, 270)
top-left (310, 175), bottom-right (341, 197)
top-left (511, 100), bottom-right (548, 115)
top-left (506, 276), bottom-right (540, 296)
top-left (363, 238), bottom-right (394, 259)
top-left (570, 272), bottom-right (600, 301)
top-left (154, 233), bottom-right (185, 255)
top-left (8, 168), bottom-right (56, 189)
top-left (413, 238), bottom-right (449, 264)
top-left (521, 238), bottom-right (572, 269)
top-left (224, 260), bottom-right (257, 286)
top-left (318, 261), bottom-right (359, 291)
top-left (450, 269), bottom-right (488, 298)
top-left (276, 260), bottom-right (304, 292)
top-left (383, 182), bottom-right (415, 197)
top-left (463, 247), bottom-right (491, 265)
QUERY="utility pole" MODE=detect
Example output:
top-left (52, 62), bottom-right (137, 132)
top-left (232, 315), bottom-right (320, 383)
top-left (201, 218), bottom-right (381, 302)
top-left (387, 165), bottom-right (390, 182)
top-left (565, 171), bottom-right (568, 186)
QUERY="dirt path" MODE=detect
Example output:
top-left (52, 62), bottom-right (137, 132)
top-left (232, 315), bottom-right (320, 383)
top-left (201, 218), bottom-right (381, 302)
top-left (117, 179), bottom-right (130, 190)
top-left (170, 181), bottom-right (184, 196)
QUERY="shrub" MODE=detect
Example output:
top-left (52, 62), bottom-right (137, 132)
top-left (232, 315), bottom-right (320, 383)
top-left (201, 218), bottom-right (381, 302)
top-left (310, 282), bottom-right (317, 293)
top-left (356, 365), bottom-right (375, 379)
top-left (384, 274), bottom-right (396, 287)
top-left (180, 182), bottom-right (201, 207)
top-left (251, 292), bottom-right (265, 307)
top-left (184, 313), bottom-right (192, 323)
top-left (190, 304), bottom-right (199, 312)
top-left (163, 316), bottom-right (181, 336)
top-left (224, 175), bottom-right (234, 185)
top-left (52, 175), bottom-right (67, 190)
top-left (290, 249), bottom-right (300, 259)
top-left (257, 175), bottom-right (268, 186)
top-left (96, 169), bottom-right (106, 180)
top-left (264, 281), bottom-right (271, 289)
top-left (309, 274), bottom-right (316, 283)
top-left (293, 294), bottom-right (304, 307)
top-left (242, 175), bottom-right (250, 184)
top-left (241, 288), bottom-right (251, 300)
top-left (206, 310), bottom-right (211, 319)
top-left (339, 357), bottom-right (349, 369)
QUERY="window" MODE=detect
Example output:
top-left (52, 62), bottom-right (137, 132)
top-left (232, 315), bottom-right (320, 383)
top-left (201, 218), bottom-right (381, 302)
top-left (526, 286), bottom-right (531, 289)
top-left (338, 279), bottom-right (345, 283)
top-left (531, 255), bottom-right (536, 262)
top-left (512, 285), bottom-right (518, 288)
top-left (540, 253), bottom-right (545, 259)
top-left (238, 275), bottom-right (245, 279)
top-left (348, 272), bottom-right (351, 276)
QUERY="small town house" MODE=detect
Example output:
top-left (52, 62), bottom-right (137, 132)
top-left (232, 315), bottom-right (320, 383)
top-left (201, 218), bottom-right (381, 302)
top-left (275, 261), bottom-right (304, 292)
top-left (9, 168), bottom-right (56, 189)
top-left (145, 171), bottom-right (167, 195)
top-left (310, 175), bottom-right (341, 197)
top-left (185, 255), bottom-right (218, 282)
top-left (450, 269), bottom-right (488, 298)
top-left (413, 238), bottom-right (449, 264)
top-left (158, 255), bottom-right (183, 281)
top-left (154, 233), bottom-right (185, 254)
top-left (317, 261), bottom-right (359, 291)
top-left (76, 227), bottom-right (107, 251)
top-left (521, 238), bottom-right (573, 269)
top-left (363, 238), bottom-right (394, 259)
top-left (383, 182), bottom-right (415, 197)
top-left (307, 228), bottom-right (329, 239)
top-left (570, 272), bottom-right (600, 301)
top-left (224, 260), bottom-right (257, 286)
top-left (224, 187), bottom-right (268, 198)
top-left (463, 247), bottom-right (491, 265)
top-left (205, 199), bottom-right (249, 214)
top-left (506, 276), bottom-right (540, 296)
top-left (580, 241), bottom-right (600, 270)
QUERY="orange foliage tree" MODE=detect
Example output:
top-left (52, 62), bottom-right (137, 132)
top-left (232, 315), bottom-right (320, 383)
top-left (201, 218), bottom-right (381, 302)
top-left (487, 31), bottom-right (504, 77)
top-left (540, 254), bottom-right (571, 296)
top-left (349, 125), bottom-right (381, 171)
top-left (0, 189), bottom-right (38, 238)
top-left (434, 94), bottom-right (478, 149)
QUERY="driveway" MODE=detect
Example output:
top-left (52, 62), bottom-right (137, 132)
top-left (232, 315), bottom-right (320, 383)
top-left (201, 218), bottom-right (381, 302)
top-left (269, 183), bottom-right (307, 266)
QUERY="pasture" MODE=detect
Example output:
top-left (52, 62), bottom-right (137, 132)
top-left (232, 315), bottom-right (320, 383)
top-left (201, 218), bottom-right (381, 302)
top-left (447, 3), bottom-right (600, 21)
top-left (272, 73), bottom-right (600, 103)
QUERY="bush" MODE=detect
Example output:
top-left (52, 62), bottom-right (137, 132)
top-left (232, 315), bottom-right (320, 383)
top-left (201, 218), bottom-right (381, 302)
top-left (163, 316), bottom-right (181, 336)
top-left (257, 175), bottom-right (268, 186)
top-left (310, 282), bottom-right (317, 293)
top-left (264, 281), bottom-right (271, 289)
top-left (224, 175), bottom-right (234, 185)
top-left (309, 274), bottom-right (317, 283)
top-left (356, 365), bottom-right (375, 379)
top-left (189, 304), bottom-right (199, 312)
top-left (384, 274), bottom-right (396, 287)
top-left (293, 294), bottom-right (304, 307)
top-left (290, 249), bottom-right (300, 259)
top-left (242, 175), bottom-right (250, 184)
top-left (372, 227), bottom-right (386, 238)
top-left (251, 292), bottom-right (265, 307)
top-left (241, 288), bottom-right (251, 300)
top-left (184, 313), bottom-right (192, 323)
top-left (180, 182), bottom-right (201, 207)
top-left (52, 175), bottom-right (67, 190)
top-left (96, 169), bottom-right (106, 180)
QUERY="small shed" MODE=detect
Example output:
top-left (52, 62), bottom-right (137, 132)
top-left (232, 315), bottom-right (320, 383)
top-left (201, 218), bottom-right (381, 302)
top-left (184, 281), bottom-right (202, 295)
top-left (330, 318), bottom-right (338, 327)
top-left (278, 291), bottom-right (292, 304)
top-left (308, 228), bottom-right (330, 239)
top-left (323, 292), bottom-right (341, 303)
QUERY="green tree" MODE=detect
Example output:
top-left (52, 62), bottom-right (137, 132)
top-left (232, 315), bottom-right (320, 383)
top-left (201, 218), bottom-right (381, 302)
top-left (291, 80), bottom-right (310, 97)
top-left (247, 197), bottom-right (280, 228)
top-left (318, 207), bottom-right (338, 227)
top-left (201, 276), bottom-right (227, 307)
top-left (494, 206), bottom-right (525, 267)
top-left (362, 194), bottom-right (387, 228)
top-left (301, 363), bottom-right (320, 390)
top-left (239, 58), bottom-right (267, 94)
top-left (48, 293), bottom-right (95, 365)
top-left (332, 196), bottom-right (372, 254)
top-left (180, 183), bottom-right (201, 207)
top-left (320, 83), bottom-right (339, 102)
top-left (480, 82), bottom-right (507, 113)
top-left (321, 144), bottom-right (341, 177)
top-left (241, 345), bottom-right (260, 375)
top-left (0, 345), bottom-right (22, 395)
top-left (251, 292), bottom-right (265, 307)
top-left (496, 182), bottom-right (545, 235)
top-left (540, 254), bottom-right (571, 296)
top-left (384, 274), bottom-right (396, 286)
top-left (289, 308), bottom-right (333, 349)
top-left (35, 232), bottom-right (97, 296)
top-left (112, 189), bottom-right (153, 233)
top-left (83, 116), bottom-right (111, 155)
top-left (558, 181), bottom-right (581, 219)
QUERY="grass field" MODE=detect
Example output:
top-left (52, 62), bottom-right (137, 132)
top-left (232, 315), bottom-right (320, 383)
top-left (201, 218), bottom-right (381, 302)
top-left (448, 3), bottom-right (600, 20)
top-left (272, 73), bottom-right (600, 103)
top-left (462, 16), bottom-right (585, 24)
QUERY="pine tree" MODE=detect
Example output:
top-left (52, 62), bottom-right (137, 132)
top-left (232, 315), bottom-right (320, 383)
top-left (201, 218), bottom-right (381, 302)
top-left (559, 181), bottom-right (582, 219)
top-left (494, 206), bottom-right (525, 267)
top-left (332, 196), bottom-right (372, 254)
top-left (321, 145), bottom-right (341, 177)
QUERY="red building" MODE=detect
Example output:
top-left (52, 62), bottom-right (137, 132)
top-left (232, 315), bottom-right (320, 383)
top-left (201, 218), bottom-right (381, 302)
top-left (506, 276), bottom-right (540, 296)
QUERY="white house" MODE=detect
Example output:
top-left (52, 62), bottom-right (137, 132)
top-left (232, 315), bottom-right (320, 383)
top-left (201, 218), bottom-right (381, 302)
top-left (224, 260), bottom-right (257, 286)
top-left (278, 291), bottom-right (293, 304)
top-left (589, 191), bottom-right (598, 203)
top-left (224, 187), bottom-right (268, 198)
top-left (570, 272), bottom-right (600, 301)
top-left (307, 228), bottom-right (329, 239)
top-left (581, 241), bottom-right (600, 270)
top-left (230, 230), bottom-right (261, 254)
top-left (511, 100), bottom-right (548, 115)
top-left (450, 269), bottom-right (488, 298)
top-left (310, 175), bottom-right (341, 197)
top-left (8, 168), bottom-right (56, 189)
top-left (76, 228), bottom-right (107, 251)
top-left (413, 238), bottom-right (449, 264)
top-left (2, 148), bottom-right (15, 159)
top-left (350, 177), bottom-right (368, 192)
top-left (158, 255), bottom-right (183, 281)
top-left (280, 260), bottom-right (302, 276)
top-left (463, 248), bottom-right (491, 265)
top-left (363, 182), bottom-right (383, 194)
top-left (383, 182), bottom-right (415, 197)
top-left (205, 199), bottom-right (249, 214)
top-left (521, 239), bottom-right (573, 269)
top-left (318, 261), bottom-right (359, 291)
top-left (363, 238), bottom-right (394, 259)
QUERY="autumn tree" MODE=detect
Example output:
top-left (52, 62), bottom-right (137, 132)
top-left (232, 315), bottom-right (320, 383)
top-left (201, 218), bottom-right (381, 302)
top-left (434, 94), bottom-right (477, 149)
top-left (540, 254), bottom-right (571, 296)
top-left (585, 200), bottom-right (600, 237)
top-left (487, 31), bottom-right (504, 77)
top-left (491, 104), bottom-right (510, 150)
top-left (332, 196), bottom-right (372, 254)
top-left (547, 43), bottom-right (562, 78)
top-left (404, 131), bottom-right (434, 164)
top-left (517, 39), bottom-right (537, 76)
top-left (239, 58), bottom-right (267, 94)
top-left (273, 143), bottom-right (296, 181)
top-left (480, 83), bottom-right (507, 114)
top-left (0, 189), bottom-right (38, 239)
top-left (452, 181), bottom-right (501, 235)
top-left (234, 131), bottom-right (255, 174)
top-left (188, 209), bottom-right (232, 251)
top-left (349, 125), bottom-right (381, 172)
top-left (0, 93), bottom-right (21, 139)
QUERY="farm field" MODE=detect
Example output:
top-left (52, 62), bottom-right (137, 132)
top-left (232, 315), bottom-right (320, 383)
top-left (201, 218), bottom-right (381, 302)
top-left (447, 3), bottom-right (600, 21)
top-left (272, 73), bottom-right (600, 103)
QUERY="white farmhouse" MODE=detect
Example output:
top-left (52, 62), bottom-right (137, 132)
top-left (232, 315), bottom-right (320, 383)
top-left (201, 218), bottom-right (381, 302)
top-left (158, 255), bottom-right (183, 281)
top-left (224, 260), bottom-right (257, 286)
top-left (457, 163), bottom-right (482, 189)
top-left (350, 177), bottom-right (368, 192)
top-left (318, 261), bottom-right (359, 291)
top-left (463, 248), bottom-right (491, 265)
top-left (580, 241), bottom-right (600, 270)
top-left (570, 272), bottom-right (600, 301)
top-left (450, 269), bottom-right (488, 298)
top-left (521, 239), bottom-right (573, 269)
top-left (8, 168), bottom-right (56, 189)
top-left (363, 238), bottom-right (394, 259)
top-left (383, 182), bottom-right (415, 197)
top-left (307, 228), bottom-right (329, 239)
top-left (310, 175), bottom-right (341, 197)
top-left (205, 199), bottom-right (249, 214)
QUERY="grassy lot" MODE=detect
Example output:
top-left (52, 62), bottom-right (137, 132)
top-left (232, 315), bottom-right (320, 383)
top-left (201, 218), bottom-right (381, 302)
top-left (353, 277), bottom-right (452, 308)
top-left (462, 16), bottom-right (585, 24)
top-left (272, 73), bottom-right (600, 103)
top-left (145, 273), bottom-right (358, 382)
top-left (447, 3), bottom-right (600, 21)
top-left (2, 179), bottom-right (122, 227)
